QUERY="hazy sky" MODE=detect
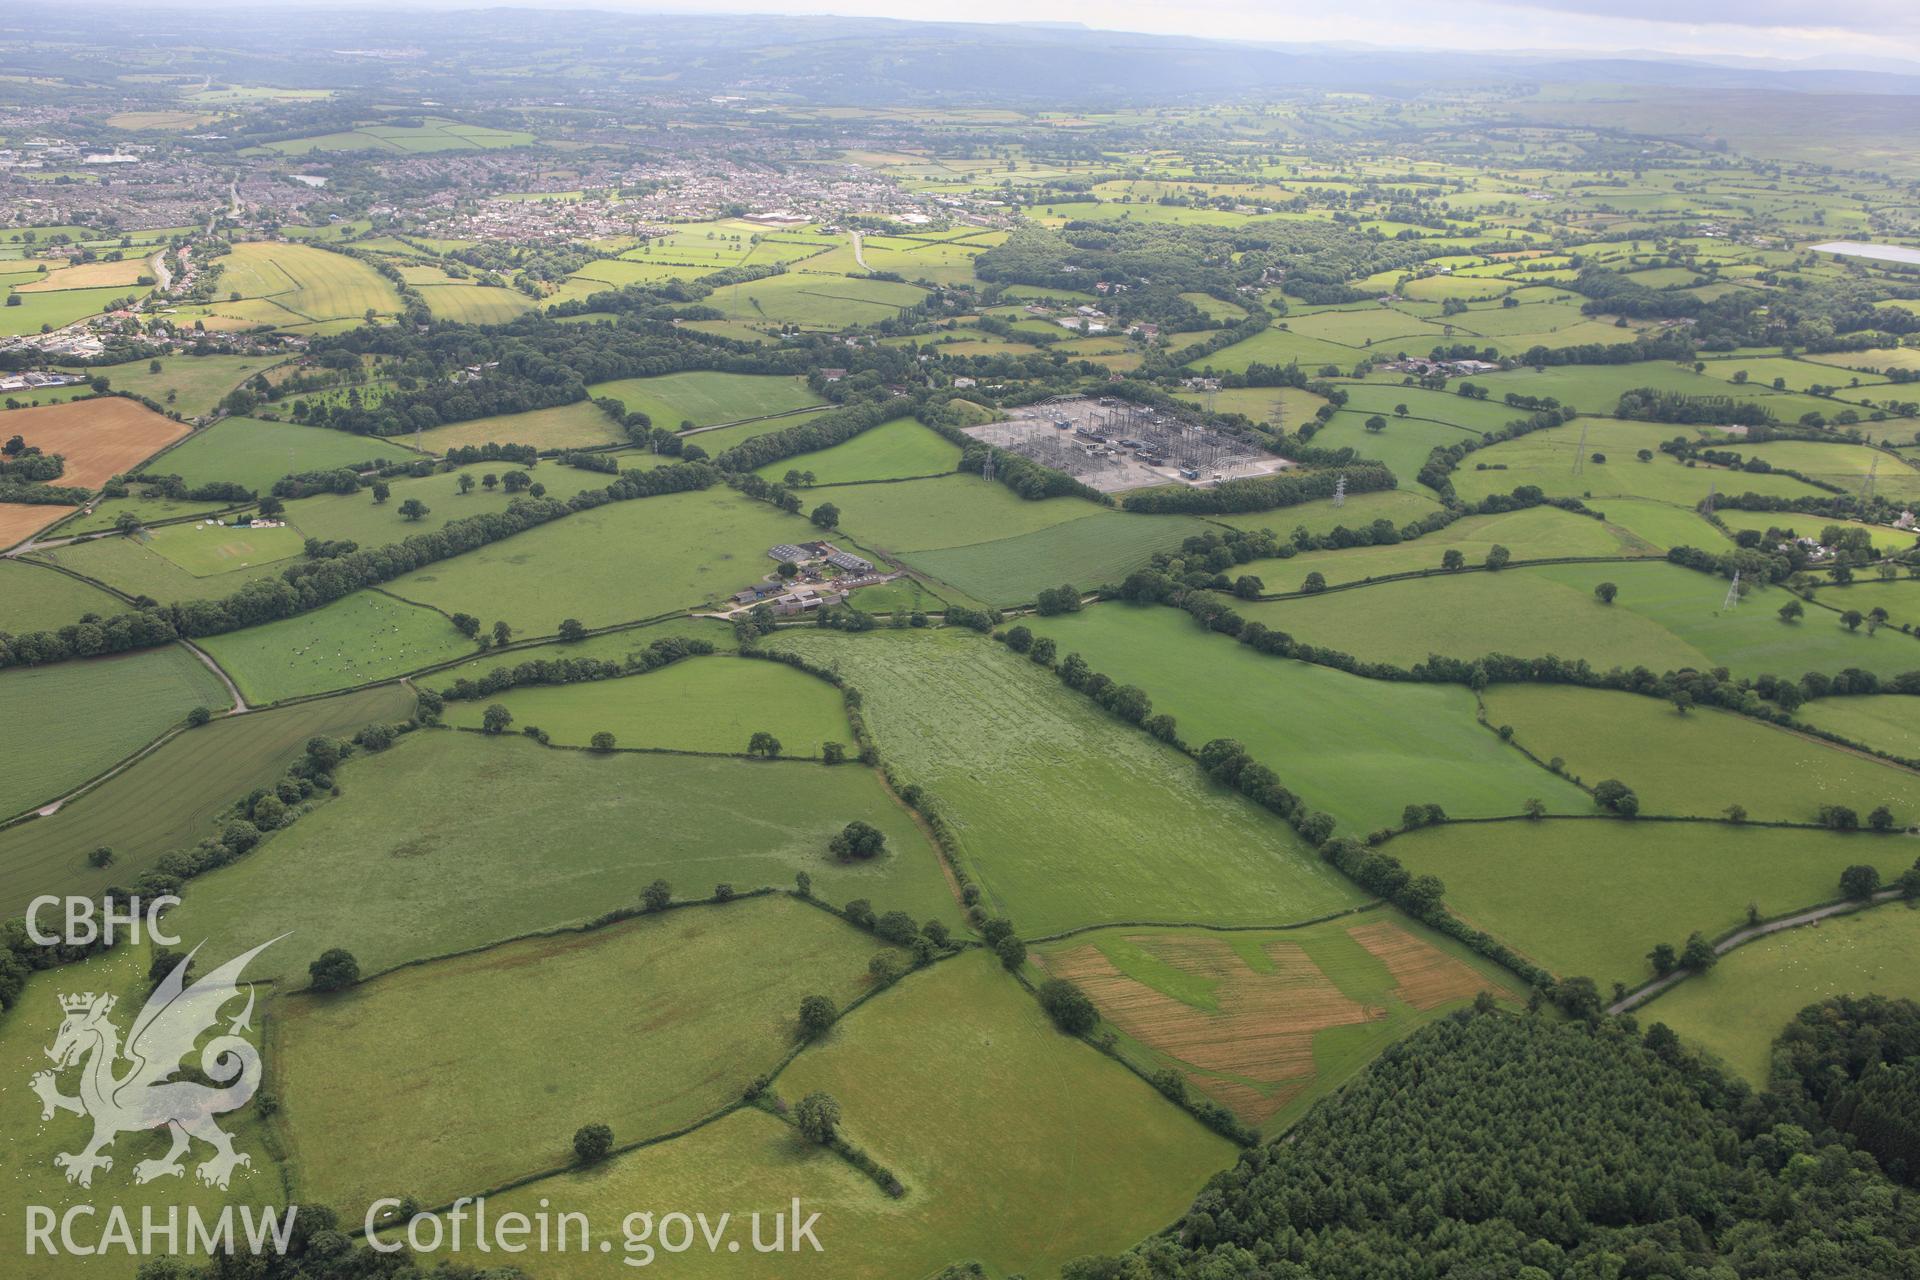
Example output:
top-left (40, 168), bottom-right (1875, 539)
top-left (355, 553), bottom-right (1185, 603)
top-left (660, 0), bottom-right (1920, 63)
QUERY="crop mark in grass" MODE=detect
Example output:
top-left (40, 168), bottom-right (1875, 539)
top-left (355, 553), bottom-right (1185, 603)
top-left (1347, 920), bottom-right (1493, 1010)
top-left (1046, 934), bottom-right (1379, 1122)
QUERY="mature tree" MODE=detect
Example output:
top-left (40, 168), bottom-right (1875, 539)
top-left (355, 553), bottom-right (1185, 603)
top-left (1647, 942), bottom-right (1678, 977)
top-left (1724, 803), bottom-right (1748, 823)
top-left (1779, 599), bottom-right (1804, 623)
top-left (589, 731), bottom-right (616, 753)
top-left (257, 495), bottom-right (285, 518)
top-left (88, 846), bottom-right (115, 869)
top-left (482, 473), bottom-right (499, 490)
top-left (1593, 779), bottom-right (1639, 816)
top-left (457, 473), bottom-right (476, 495)
top-left (308, 948), bottom-right (360, 992)
top-left (1037, 979), bottom-right (1099, 1034)
top-left (1868, 805), bottom-right (1897, 833)
top-left (810, 502), bottom-right (840, 530)
top-left (492, 620), bottom-right (512, 648)
top-left (821, 741), bottom-right (847, 765)
top-left (1840, 864), bottom-right (1882, 899)
top-left (1484, 544), bottom-right (1511, 571)
top-left (1594, 581), bottom-right (1618, 604)
top-left (481, 703), bottom-right (513, 734)
top-left (398, 497), bottom-right (429, 521)
top-left (1394, 403), bottom-right (1409, 417)
top-left (501, 469), bottom-right (530, 494)
top-left (558, 618), bottom-right (586, 642)
top-left (1302, 570), bottom-right (1328, 594)
top-left (829, 820), bottom-right (887, 860)
top-left (1672, 690), bottom-right (1694, 715)
top-left (370, 481), bottom-right (390, 504)
top-left (1442, 548), bottom-right (1466, 570)
top-left (1821, 804), bottom-right (1860, 831)
top-left (186, 705), bottom-right (212, 727)
top-left (450, 612), bottom-right (481, 638)
top-left (1522, 798), bottom-right (1547, 819)
top-left (642, 879), bottom-right (672, 912)
top-left (1364, 415), bottom-right (1387, 433)
top-left (1003, 624), bottom-right (1034, 653)
top-left (797, 994), bottom-right (838, 1039)
top-left (1841, 609), bottom-right (1865, 632)
top-left (747, 731), bottom-right (782, 758)
top-left (572, 1123), bottom-right (613, 1164)
top-left (795, 1092), bottom-right (841, 1144)
top-left (996, 934), bottom-right (1028, 970)
top-left (1680, 931), bottom-right (1717, 972)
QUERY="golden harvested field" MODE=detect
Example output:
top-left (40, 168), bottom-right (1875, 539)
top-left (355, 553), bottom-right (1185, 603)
top-left (0, 503), bottom-right (73, 549)
top-left (14, 259), bottom-right (153, 291)
top-left (0, 397), bottom-right (189, 487)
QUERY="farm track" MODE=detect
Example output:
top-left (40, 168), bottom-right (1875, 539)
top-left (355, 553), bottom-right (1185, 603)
top-left (1608, 887), bottom-right (1908, 1014)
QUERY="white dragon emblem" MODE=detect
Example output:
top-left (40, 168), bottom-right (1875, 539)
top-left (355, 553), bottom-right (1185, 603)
top-left (30, 937), bottom-right (283, 1190)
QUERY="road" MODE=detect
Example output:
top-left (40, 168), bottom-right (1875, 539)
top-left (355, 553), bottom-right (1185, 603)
top-left (1608, 887), bottom-right (1905, 1014)
top-left (148, 247), bottom-right (172, 292)
top-left (850, 229), bottom-right (870, 272)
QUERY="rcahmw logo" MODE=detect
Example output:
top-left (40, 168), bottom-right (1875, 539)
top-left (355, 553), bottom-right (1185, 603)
top-left (24, 935), bottom-right (299, 1259)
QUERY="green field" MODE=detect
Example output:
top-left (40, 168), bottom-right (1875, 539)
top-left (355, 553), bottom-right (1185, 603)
top-left (821, 473), bottom-right (1107, 553)
top-left (441, 655), bottom-right (849, 754)
top-left (0, 683), bottom-right (413, 916)
top-left (0, 284), bottom-right (141, 336)
top-left (279, 895), bottom-right (899, 1211)
top-left (1388, 819), bottom-right (1915, 986)
top-left (412, 399), bottom-right (625, 452)
top-left (267, 461), bottom-right (521, 545)
top-left (1740, 440), bottom-right (1920, 502)
top-left (182, 241), bottom-right (405, 331)
top-left (1036, 908), bottom-right (1524, 1131)
top-left (385, 488), bottom-right (815, 631)
top-left (1452, 419), bottom-right (1824, 507)
top-left (258, 118), bottom-right (534, 155)
top-left (135, 415), bottom-right (415, 493)
top-left (143, 519), bottom-right (305, 576)
top-left (766, 627), bottom-right (1366, 934)
top-left (0, 558), bottom-right (122, 633)
top-left (1713, 507), bottom-right (1911, 557)
top-left (0, 946), bottom-right (283, 1275)
top-left (197, 590), bottom-right (475, 704)
top-left (0, 644), bottom-right (228, 821)
top-left (0, 354), bottom-right (279, 417)
top-left (904, 511), bottom-right (1213, 605)
top-left (1026, 605), bottom-right (1588, 832)
top-left (1207, 489), bottom-right (1444, 539)
top-left (164, 730), bottom-right (961, 983)
top-left (706, 272), bottom-right (929, 330)
top-left (751, 417), bottom-right (959, 484)
top-left (414, 282), bottom-right (536, 324)
top-left (1797, 694), bottom-right (1920, 761)
top-left (26, 530), bottom-right (292, 605)
top-left (428, 616), bottom-right (739, 686)
top-left (452, 952), bottom-right (1231, 1279)
top-left (586, 371), bottom-right (824, 430)
top-left (1482, 684), bottom-right (1920, 824)
top-left (1244, 559), bottom-right (1920, 678)
top-left (1238, 504), bottom-right (1651, 591)
top-left (1645, 904), bottom-right (1920, 1084)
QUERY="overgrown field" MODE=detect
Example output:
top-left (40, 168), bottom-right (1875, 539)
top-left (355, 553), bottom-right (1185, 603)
top-left (442, 952), bottom-right (1232, 1278)
top-left (278, 895), bottom-right (899, 1211)
top-left (0, 683), bottom-right (413, 915)
top-left (164, 730), bottom-right (962, 982)
top-left (0, 643), bottom-right (227, 821)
